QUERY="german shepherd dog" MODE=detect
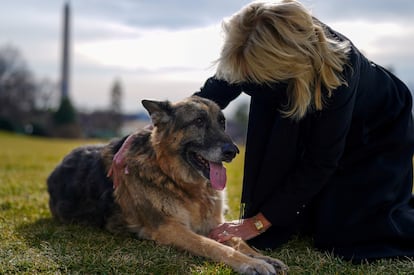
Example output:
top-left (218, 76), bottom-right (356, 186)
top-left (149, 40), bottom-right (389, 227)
top-left (47, 96), bottom-right (287, 274)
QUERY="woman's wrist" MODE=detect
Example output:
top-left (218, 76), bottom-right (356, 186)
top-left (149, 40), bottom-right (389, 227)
top-left (248, 212), bottom-right (272, 234)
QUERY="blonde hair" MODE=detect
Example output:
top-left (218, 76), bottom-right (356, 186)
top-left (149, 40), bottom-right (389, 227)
top-left (216, 0), bottom-right (351, 120)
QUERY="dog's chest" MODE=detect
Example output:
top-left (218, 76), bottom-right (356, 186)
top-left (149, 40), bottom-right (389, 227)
top-left (115, 173), bottom-right (225, 236)
top-left (184, 191), bottom-right (225, 235)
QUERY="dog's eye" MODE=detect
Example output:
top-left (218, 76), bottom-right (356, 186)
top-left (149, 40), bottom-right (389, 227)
top-left (195, 117), bottom-right (206, 128)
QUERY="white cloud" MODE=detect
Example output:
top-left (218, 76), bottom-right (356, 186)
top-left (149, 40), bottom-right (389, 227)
top-left (330, 20), bottom-right (405, 57)
top-left (75, 24), bottom-right (223, 71)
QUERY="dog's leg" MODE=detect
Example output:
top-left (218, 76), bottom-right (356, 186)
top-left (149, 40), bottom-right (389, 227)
top-left (224, 237), bottom-right (288, 273)
top-left (151, 222), bottom-right (285, 275)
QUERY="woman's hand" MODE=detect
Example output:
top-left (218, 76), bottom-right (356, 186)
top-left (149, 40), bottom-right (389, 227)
top-left (208, 213), bottom-right (271, 243)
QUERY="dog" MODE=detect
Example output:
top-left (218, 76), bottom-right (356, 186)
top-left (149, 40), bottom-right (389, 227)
top-left (47, 96), bottom-right (287, 274)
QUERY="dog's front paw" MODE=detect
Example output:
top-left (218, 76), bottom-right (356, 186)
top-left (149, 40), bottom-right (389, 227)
top-left (248, 255), bottom-right (288, 274)
top-left (238, 258), bottom-right (280, 275)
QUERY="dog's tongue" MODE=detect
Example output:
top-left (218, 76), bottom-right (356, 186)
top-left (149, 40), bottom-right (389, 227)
top-left (209, 162), bottom-right (226, 190)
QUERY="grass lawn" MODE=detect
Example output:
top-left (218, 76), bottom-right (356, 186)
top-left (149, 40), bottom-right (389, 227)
top-left (0, 131), bottom-right (413, 274)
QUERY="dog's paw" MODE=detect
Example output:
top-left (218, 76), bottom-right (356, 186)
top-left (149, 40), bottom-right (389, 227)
top-left (238, 258), bottom-right (279, 275)
top-left (248, 255), bottom-right (288, 274)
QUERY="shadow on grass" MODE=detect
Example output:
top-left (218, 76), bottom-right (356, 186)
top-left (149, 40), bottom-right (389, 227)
top-left (16, 218), bottom-right (207, 274)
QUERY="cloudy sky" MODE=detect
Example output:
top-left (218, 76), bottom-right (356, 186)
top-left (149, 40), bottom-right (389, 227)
top-left (1, 0), bottom-right (413, 114)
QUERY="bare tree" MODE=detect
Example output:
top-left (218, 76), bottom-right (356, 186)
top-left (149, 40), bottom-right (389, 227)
top-left (0, 45), bottom-right (37, 130)
top-left (110, 78), bottom-right (122, 114)
top-left (108, 78), bottom-right (123, 135)
top-left (35, 78), bottom-right (59, 111)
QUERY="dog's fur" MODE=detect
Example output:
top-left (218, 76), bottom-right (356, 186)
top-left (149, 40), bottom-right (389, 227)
top-left (47, 96), bottom-right (287, 274)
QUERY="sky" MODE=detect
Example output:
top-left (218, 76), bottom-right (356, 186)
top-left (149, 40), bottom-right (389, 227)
top-left (1, 0), bottom-right (413, 115)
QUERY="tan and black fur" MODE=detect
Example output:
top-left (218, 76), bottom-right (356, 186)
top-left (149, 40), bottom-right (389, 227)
top-left (47, 96), bottom-right (287, 274)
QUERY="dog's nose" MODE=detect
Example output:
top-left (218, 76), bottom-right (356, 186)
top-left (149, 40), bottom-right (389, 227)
top-left (221, 143), bottom-right (239, 161)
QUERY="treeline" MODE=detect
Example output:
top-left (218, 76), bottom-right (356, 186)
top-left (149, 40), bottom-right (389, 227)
top-left (0, 44), bottom-right (124, 138)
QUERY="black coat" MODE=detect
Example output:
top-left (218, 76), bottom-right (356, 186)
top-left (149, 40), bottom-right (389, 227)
top-left (194, 29), bottom-right (414, 261)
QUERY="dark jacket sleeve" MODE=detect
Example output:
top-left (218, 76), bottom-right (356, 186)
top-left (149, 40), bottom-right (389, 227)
top-left (261, 49), bottom-right (361, 226)
top-left (193, 76), bottom-right (242, 109)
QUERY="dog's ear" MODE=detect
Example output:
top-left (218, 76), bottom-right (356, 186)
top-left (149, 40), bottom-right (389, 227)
top-left (141, 99), bottom-right (173, 126)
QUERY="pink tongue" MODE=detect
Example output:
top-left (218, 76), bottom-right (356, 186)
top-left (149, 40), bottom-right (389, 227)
top-left (209, 162), bottom-right (226, 190)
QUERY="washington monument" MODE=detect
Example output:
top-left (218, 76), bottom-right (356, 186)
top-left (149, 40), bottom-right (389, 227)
top-left (60, 1), bottom-right (70, 99)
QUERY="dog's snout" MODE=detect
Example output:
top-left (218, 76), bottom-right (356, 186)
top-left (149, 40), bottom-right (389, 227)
top-left (221, 143), bottom-right (239, 161)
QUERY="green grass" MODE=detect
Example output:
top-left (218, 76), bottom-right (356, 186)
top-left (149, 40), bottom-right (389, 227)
top-left (0, 131), bottom-right (413, 274)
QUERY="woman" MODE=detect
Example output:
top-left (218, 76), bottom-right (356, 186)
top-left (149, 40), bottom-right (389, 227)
top-left (199, 0), bottom-right (414, 262)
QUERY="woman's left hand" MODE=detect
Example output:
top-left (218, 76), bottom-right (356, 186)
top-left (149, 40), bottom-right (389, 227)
top-left (208, 220), bottom-right (255, 242)
top-left (209, 213), bottom-right (271, 243)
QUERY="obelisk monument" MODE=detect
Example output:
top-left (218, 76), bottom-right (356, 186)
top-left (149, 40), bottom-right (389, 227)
top-left (60, 1), bottom-right (70, 99)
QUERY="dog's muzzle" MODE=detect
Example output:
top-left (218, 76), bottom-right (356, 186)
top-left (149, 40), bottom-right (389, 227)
top-left (221, 143), bottom-right (239, 162)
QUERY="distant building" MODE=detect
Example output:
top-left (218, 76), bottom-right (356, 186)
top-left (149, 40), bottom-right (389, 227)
top-left (119, 113), bottom-right (151, 136)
